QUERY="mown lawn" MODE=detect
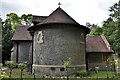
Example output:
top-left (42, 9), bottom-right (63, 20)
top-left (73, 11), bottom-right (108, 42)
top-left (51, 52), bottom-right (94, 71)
top-left (1, 68), bottom-right (120, 80)
top-left (3, 68), bottom-right (41, 79)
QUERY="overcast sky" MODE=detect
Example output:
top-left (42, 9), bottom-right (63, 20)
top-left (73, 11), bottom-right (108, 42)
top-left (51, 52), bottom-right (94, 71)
top-left (0, 0), bottom-right (117, 26)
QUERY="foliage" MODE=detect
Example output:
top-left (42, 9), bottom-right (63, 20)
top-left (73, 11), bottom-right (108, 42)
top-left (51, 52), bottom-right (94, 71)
top-left (106, 57), bottom-right (116, 73)
top-left (102, 1), bottom-right (120, 54)
top-left (2, 19), bottom-right (14, 63)
top-left (89, 71), bottom-right (115, 78)
top-left (0, 17), bottom-right (2, 44)
top-left (77, 70), bottom-right (89, 77)
top-left (86, 23), bottom-right (103, 36)
top-left (94, 66), bottom-right (99, 79)
top-left (0, 73), bottom-right (9, 80)
top-left (5, 61), bottom-right (17, 69)
top-left (6, 13), bottom-right (21, 31)
top-left (64, 57), bottom-right (71, 69)
top-left (2, 67), bottom-right (120, 79)
top-left (64, 57), bottom-right (71, 80)
top-left (86, 1), bottom-right (120, 54)
top-left (18, 63), bottom-right (27, 71)
top-left (21, 14), bottom-right (33, 25)
top-left (5, 61), bottom-right (17, 79)
top-left (18, 62), bottom-right (27, 79)
top-left (5, 13), bottom-right (32, 30)
top-left (95, 66), bottom-right (99, 73)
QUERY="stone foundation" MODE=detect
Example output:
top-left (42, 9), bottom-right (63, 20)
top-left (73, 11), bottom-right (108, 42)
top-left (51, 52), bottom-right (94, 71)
top-left (32, 64), bottom-right (86, 76)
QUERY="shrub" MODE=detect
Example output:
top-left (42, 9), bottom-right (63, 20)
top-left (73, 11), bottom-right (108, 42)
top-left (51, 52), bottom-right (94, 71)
top-left (5, 61), bottom-right (17, 79)
top-left (64, 57), bottom-right (71, 80)
top-left (95, 66), bottom-right (99, 73)
top-left (75, 70), bottom-right (89, 78)
top-left (0, 72), bottom-right (9, 79)
top-left (18, 63), bottom-right (27, 79)
top-left (18, 63), bottom-right (27, 71)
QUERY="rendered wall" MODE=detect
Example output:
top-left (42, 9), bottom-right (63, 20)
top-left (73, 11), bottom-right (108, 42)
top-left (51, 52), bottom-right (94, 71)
top-left (18, 41), bottom-right (31, 63)
top-left (33, 24), bottom-right (86, 76)
top-left (11, 41), bottom-right (32, 63)
top-left (87, 52), bottom-right (113, 70)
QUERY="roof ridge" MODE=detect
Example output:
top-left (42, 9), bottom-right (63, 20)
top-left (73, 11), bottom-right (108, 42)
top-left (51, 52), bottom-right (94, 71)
top-left (28, 7), bottom-right (90, 34)
top-left (38, 7), bottom-right (79, 25)
top-left (100, 34), bottom-right (112, 51)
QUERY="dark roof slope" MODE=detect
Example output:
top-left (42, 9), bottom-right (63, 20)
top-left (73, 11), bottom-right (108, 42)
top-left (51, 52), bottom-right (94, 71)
top-left (11, 25), bottom-right (114, 53)
top-left (11, 25), bottom-right (32, 41)
top-left (28, 7), bottom-right (90, 34)
top-left (38, 7), bottom-right (79, 25)
top-left (86, 35), bottom-right (114, 52)
top-left (32, 15), bottom-right (48, 25)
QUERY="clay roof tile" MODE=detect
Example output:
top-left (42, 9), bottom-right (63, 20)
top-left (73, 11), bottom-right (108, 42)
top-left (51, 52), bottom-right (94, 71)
top-left (86, 35), bottom-right (114, 52)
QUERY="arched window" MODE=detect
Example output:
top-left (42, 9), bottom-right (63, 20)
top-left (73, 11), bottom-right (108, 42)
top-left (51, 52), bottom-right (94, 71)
top-left (37, 31), bottom-right (43, 44)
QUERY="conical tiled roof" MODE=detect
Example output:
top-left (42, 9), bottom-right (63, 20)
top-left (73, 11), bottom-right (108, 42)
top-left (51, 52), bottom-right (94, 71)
top-left (28, 7), bottom-right (90, 34)
top-left (38, 7), bottom-right (79, 25)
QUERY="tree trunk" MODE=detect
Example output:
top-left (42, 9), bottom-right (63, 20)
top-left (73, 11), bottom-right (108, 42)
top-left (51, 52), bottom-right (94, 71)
top-left (9, 69), bottom-right (12, 80)
top-left (96, 73), bottom-right (98, 80)
top-left (21, 70), bottom-right (23, 80)
top-left (66, 69), bottom-right (69, 80)
top-left (34, 69), bottom-right (35, 80)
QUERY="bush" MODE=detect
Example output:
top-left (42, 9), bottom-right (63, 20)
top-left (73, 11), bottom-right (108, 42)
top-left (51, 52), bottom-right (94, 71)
top-left (5, 61), bottom-right (17, 69)
top-left (0, 73), bottom-right (9, 79)
top-left (18, 63), bottom-right (27, 71)
top-left (18, 63), bottom-right (27, 80)
top-left (74, 70), bottom-right (89, 77)
top-left (5, 61), bottom-right (17, 79)
top-left (79, 70), bottom-right (89, 77)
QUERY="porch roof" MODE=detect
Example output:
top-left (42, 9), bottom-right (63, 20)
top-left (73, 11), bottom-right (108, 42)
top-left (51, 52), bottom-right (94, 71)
top-left (86, 35), bottom-right (114, 53)
top-left (11, 25), bottom-right (32, 41)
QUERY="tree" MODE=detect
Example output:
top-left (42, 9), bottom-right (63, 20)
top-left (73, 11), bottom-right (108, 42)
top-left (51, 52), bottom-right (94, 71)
top-left (5, 61), bottom-right (17, 79)
top-left (0, 17), bottom-right (2, 44)
top-left (2, 19), bottom-right (14, 64)
top-left (6, 13), bottom-right (21, 31)
top-left (87, 1), bottom-right (120, 54)
top-left (102, 1), bottom-right (120, 54)
top-left (18, 63), bottom-right (27, 80)
top-left (86, 22), bottom-right (103, 36)
top-left (0, 17), bottom-right (2, 63)
top-left (21, 14), bottom-right (32, 25)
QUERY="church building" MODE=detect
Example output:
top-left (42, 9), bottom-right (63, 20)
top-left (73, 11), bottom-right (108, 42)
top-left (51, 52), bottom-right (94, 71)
top-left (11, 7), bottom-right (114, 76)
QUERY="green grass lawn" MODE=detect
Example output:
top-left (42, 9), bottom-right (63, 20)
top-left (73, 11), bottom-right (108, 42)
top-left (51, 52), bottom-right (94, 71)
top-left (88, 71), bottom-right (115, 78)
top-left (3, 68), bottom-right (42, 79)
top-left (1, 68), bottom-right (120, 80)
